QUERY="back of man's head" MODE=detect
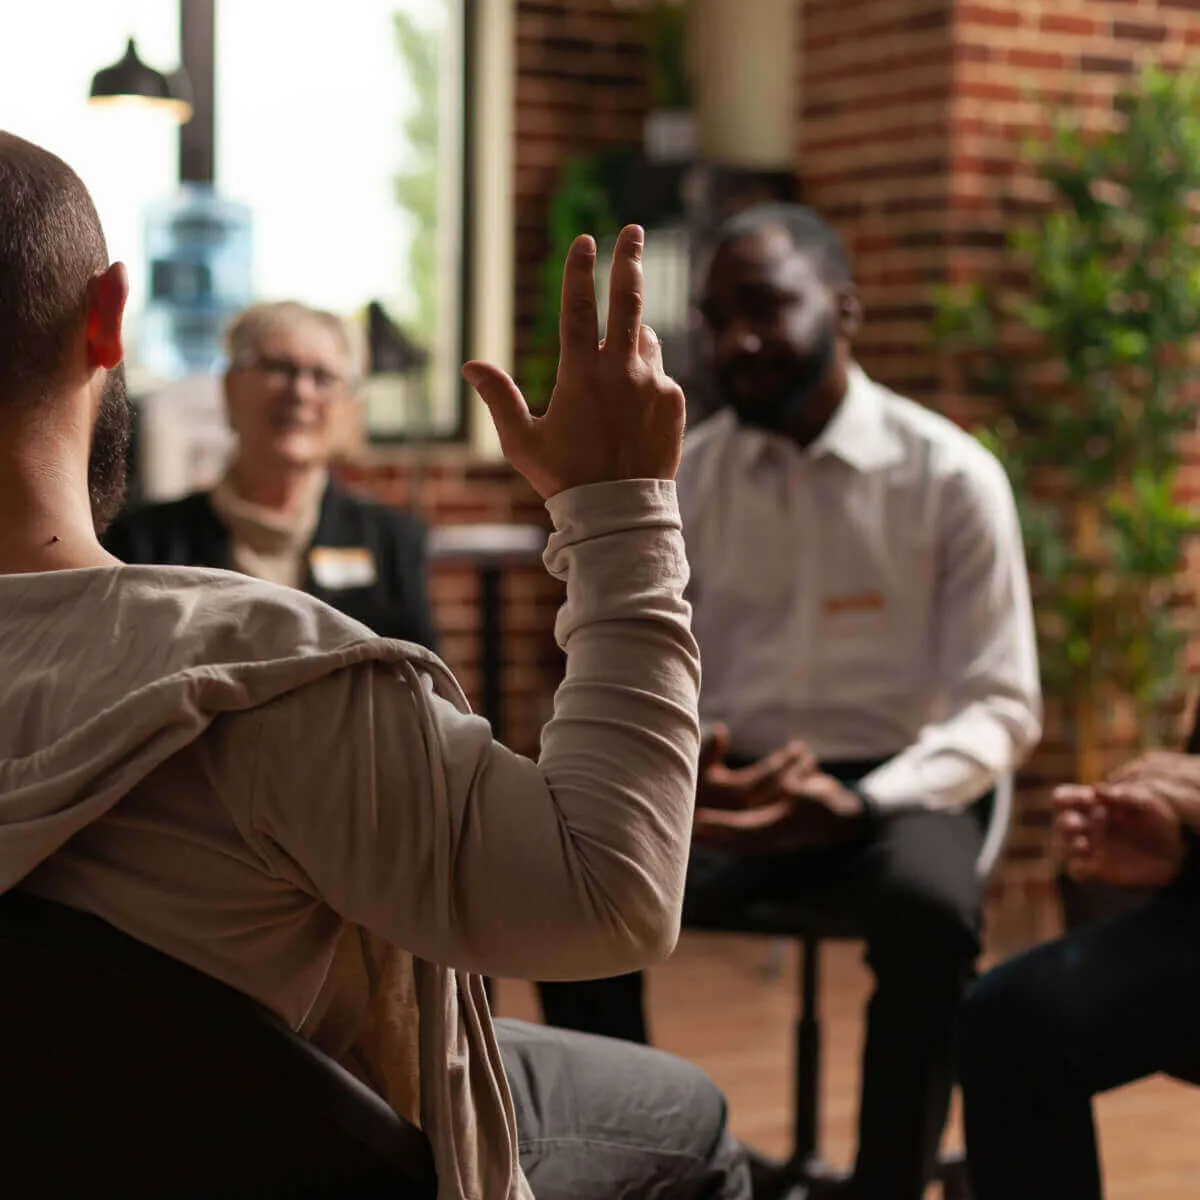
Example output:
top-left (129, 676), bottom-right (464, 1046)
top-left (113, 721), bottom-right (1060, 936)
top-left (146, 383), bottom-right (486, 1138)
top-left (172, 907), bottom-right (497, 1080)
top-left (0, 132), bottom-right (109, 405)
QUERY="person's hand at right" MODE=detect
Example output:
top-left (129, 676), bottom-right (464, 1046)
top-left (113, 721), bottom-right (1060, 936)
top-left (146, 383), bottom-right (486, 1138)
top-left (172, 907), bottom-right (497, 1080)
top-left (1106, 750), bottom-right (1200, 830)
top-left (462, 225), bottom-right (686, 500)
top-left (1055, 782), bottom-right (1187, 889)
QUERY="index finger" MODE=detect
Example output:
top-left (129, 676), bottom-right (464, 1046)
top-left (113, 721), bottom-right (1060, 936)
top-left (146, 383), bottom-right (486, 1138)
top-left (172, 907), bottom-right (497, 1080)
top-left (603, 225), bottom-right (645, 358)
top-left (1053, 784), bottom-right (1095, 812)
top-left (726, 742), bottom-right (810, 788)
top-left (558, 235), bottom-right (600, 369)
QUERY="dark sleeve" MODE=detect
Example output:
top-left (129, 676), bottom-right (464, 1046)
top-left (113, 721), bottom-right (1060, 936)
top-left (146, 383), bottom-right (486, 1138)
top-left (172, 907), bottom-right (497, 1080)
top-left (1187, 707), bottom-right (1200, 755)
top-left (387, 512), bottom-right (440, 653)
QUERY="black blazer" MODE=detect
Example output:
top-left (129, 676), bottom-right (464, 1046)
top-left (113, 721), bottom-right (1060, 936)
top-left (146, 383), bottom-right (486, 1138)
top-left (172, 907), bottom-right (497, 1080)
top-left (104, 482), bottom-right (439, 651)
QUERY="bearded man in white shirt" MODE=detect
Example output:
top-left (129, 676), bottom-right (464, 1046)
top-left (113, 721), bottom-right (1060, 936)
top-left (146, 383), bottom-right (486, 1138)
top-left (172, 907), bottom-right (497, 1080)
top-left (538, 204), bottom-right (1043, 1200)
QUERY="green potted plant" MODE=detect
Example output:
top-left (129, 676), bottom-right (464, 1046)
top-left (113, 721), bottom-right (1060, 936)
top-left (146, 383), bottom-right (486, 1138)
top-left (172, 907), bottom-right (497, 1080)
top-left (936, 68), bottom-right (1200, 793)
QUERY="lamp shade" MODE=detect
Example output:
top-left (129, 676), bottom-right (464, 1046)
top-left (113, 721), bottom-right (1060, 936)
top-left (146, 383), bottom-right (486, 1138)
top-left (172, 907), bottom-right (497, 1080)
top-left (89, 38), bottom-right (193, 123)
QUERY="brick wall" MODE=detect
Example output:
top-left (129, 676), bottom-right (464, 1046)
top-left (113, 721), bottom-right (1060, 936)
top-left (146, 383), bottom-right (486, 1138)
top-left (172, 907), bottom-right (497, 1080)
top-left (800, 0), bottom-right (957, 400)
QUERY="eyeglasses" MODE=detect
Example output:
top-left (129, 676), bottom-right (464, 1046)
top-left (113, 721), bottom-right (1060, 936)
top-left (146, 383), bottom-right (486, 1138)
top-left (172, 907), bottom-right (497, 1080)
top-left (247, 356), bottom-right (349, 396)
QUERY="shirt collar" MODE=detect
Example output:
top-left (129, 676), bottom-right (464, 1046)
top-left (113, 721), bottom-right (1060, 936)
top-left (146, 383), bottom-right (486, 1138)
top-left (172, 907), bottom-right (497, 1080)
top-left (806, 365), bottom-right (904, 472)
top-left (729, 364), bottom-right (904, 474)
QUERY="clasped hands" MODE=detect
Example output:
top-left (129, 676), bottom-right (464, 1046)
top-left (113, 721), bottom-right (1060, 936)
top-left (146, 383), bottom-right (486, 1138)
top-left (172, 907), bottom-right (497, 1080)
top-left (691, 725), bottom-right (867, 853)
top-left (1056, 750), bottom-right (1200, 889)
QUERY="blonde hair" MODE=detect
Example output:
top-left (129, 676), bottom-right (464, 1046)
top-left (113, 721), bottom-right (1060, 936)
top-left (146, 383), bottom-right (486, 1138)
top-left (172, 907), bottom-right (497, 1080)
top-left (225, 301), bottom-right (366, 383)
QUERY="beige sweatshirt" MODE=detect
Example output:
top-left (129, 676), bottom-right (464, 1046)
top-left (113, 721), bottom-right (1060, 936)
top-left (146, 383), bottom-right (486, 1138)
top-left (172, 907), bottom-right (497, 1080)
top-left (0, 479), bottom-right (700, 1200)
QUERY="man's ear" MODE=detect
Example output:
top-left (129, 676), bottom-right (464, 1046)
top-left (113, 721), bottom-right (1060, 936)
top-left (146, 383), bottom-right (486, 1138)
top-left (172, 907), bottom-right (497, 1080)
top-left (837, 288), bottom-right (862, 340)
top-left (85, 263), bottom-right (129, 370)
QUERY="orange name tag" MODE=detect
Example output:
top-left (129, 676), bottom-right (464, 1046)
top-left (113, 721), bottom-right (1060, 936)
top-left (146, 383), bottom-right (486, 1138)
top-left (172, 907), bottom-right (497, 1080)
top-left (823, 591), bottom-right (885, 617)
top-left (821, 591), bottom-right (888, 640)
top-left (309, 546), bottom-right (378, 590)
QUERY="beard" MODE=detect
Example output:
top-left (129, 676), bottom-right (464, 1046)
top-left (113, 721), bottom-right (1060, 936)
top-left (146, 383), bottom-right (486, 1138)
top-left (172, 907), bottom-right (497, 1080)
top-left (88, 364), bottom-right (132, 535)
top-left (723, 312), bottom-right (838, 436)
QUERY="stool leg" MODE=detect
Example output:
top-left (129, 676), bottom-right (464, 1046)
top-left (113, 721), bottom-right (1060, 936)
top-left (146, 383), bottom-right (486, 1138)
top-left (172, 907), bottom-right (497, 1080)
top-left (793, 935), bottom-right (821, 1169)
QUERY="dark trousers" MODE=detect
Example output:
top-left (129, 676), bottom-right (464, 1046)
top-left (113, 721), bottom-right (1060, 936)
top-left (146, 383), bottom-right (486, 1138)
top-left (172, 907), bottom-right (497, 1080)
top-left (498, 1018), bottom-right (751, 1200)
top-left (539, 763), bottom-right (985, 1200)
top-left (958, 866), bottom-right (1200, 1200)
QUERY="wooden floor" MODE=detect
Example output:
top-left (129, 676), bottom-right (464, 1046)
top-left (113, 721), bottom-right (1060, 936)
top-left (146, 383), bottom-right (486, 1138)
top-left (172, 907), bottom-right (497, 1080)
top-left (494, 901), bottom-right (1200, 1199)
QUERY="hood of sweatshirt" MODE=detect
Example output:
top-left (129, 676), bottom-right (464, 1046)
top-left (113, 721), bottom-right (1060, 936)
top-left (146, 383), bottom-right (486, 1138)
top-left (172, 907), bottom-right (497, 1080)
top-left (0, 564), bottom-right (440, 895)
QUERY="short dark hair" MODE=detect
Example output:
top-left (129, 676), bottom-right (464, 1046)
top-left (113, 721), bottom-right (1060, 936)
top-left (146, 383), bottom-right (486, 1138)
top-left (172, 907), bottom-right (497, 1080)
top-left (0, 132), bottom-right (109, 403)
top-left (710, 203), bottom-right (853, 287)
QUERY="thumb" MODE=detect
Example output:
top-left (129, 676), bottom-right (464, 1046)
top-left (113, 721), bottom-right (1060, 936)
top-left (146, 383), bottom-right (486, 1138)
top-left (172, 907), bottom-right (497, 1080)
top-left (463, 362), bottom-right (532, 451)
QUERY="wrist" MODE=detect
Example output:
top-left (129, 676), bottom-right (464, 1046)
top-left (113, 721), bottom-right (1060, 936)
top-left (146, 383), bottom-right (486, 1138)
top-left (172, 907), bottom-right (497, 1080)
top-left (841, 781), bottom-right (878, 840)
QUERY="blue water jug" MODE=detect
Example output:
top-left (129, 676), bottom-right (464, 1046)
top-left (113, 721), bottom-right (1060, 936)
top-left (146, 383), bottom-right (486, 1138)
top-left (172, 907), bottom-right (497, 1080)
top-left (140, 184), bottom-right (253, 380)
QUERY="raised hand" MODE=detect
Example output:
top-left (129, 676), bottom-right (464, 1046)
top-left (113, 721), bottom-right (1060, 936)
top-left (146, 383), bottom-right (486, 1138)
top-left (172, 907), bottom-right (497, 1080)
top-left (462, 226), bottom-right (687, 500)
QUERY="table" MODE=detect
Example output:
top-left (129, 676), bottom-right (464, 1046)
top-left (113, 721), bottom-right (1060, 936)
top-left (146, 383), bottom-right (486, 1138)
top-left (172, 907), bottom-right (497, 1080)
top-left (428, 523), bottom-right (547, 742)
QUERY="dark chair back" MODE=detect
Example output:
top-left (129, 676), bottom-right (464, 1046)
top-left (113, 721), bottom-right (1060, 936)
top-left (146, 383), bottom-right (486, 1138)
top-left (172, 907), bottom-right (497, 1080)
top-left (0, 890), bottom-right (437, 1199)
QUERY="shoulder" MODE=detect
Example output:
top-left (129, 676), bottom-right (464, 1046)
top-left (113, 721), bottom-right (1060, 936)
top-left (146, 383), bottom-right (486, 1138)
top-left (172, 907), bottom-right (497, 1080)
top-left (677, 409), bottom-right (738, 507)
top-left (116, 565), bottom-right (436, 671)
top-left (876, 386), bottom-right (1013, 499)
top-left (102, 566), bottom-right (455, 735)
top-left (680, 408), bottom-right (736, 470)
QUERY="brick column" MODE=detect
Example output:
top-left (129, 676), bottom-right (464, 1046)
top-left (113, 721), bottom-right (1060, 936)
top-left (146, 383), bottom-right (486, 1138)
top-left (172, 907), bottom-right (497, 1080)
top-left (799, 0), bottom-right (958, 401)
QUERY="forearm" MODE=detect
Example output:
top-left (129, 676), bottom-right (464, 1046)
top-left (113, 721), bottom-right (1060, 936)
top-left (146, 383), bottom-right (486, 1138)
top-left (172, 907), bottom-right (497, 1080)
top-left (531, 479), bottom-right (701, 967)
top-left (361, 480), bottom-right (699, 981)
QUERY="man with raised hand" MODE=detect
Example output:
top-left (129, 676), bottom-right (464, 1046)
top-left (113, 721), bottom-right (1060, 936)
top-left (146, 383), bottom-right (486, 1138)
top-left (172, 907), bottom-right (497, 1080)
top-left (0, 131), bottom-right (748, 1200)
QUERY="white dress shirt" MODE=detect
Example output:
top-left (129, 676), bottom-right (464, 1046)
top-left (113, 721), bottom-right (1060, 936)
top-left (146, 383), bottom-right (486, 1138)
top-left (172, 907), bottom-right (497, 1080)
top-left (678, 365), bottom-right (1042, 812)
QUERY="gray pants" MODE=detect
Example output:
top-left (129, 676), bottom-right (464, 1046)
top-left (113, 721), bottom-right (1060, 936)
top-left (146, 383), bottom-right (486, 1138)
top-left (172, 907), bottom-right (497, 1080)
top-left (497, 1019), bottom-right (751, 1200)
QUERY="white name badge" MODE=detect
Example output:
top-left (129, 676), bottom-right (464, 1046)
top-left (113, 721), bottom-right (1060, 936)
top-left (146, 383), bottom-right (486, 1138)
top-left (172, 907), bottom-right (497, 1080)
top-left (309, 546), bottom-right (378, 590)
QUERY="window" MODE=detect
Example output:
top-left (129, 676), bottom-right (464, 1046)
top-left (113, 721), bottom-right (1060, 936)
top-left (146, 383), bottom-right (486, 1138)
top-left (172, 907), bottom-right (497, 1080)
top-left (216, 0), bottom-right (468, 439)
top-left (1, 1), bottom-right (472, 442)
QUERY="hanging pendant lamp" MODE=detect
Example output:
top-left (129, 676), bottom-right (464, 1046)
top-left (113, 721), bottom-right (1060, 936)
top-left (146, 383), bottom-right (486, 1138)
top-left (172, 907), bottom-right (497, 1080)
top-left (89, 37), bottom-right (193, 124)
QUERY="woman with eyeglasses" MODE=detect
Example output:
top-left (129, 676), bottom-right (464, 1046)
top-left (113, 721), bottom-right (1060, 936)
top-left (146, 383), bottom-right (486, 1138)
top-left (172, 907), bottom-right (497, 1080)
top-left (105, 301), bottom-right (438, 650)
